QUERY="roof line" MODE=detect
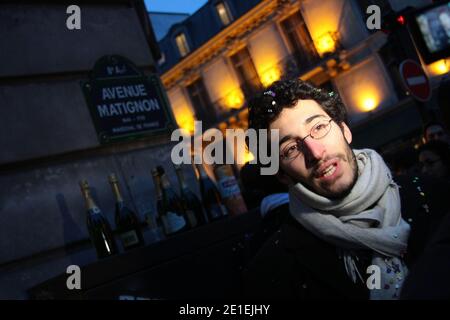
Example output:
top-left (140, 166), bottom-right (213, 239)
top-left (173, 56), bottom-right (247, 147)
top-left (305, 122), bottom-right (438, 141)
top-left (148, 11), bottom-right (190, 16)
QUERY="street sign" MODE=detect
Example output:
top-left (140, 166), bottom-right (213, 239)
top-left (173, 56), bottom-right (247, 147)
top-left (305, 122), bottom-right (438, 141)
top-left (81, 55), bottom-right (176, 144)
top-left (399, 59), bottom-right (431, 102)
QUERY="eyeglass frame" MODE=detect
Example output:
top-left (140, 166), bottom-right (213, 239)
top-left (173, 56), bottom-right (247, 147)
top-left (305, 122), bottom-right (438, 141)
top-left (280, 118), bottom-right (334, 161)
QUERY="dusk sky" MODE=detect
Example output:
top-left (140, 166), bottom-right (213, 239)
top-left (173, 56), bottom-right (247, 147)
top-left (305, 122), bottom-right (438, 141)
top-left (144, 0), bottom-right (208, 14)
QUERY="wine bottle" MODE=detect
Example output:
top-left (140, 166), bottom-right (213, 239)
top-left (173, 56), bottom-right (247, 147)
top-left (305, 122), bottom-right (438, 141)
top-left (79, 180), bottom-right (118, 259)
top-left (108, 173), bottom-right (145, 251)
top-left (151, 168), bottom-right (188, 236)
top-left (194, 162), bottom-right (228, 221)
top-left (174, 164), bottom-right (207, 227)
top-left (214, 164), bottom-right (248, 216)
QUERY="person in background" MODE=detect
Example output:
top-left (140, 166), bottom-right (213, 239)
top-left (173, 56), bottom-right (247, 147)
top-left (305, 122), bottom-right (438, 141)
top-left (422, 121), bottom-right (450, 145)
top-left (418, 140), bottom-right (450, 181)
top-left (383, 145), bottom-right (420, 177)
top-left (240, 162), bottom-right (289, 257)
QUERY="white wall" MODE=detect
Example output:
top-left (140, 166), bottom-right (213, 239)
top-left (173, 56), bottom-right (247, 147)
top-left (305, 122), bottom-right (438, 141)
top-left (334, 54), bottom-right (398, 125)
top-left (248, 23), bottom-right (289, 82)
top-left (202, 58), bottom-right (241, 109)
top-left (167, 87), bottom-right (195, 132)
top-left (301, 0), bottom-right (368, 51)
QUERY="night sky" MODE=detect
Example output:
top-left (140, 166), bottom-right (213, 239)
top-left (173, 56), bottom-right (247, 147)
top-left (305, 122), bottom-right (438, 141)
top-left (144, 0), bottom-right (208, 14)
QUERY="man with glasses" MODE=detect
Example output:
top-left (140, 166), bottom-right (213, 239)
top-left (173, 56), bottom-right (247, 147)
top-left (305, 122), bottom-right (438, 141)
top-left (242, 79), bottom-right (449, 300)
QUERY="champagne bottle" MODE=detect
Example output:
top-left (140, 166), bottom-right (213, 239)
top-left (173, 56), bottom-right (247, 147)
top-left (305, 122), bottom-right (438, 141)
top-left (108, 173), bottom-right (145, 251)
top-left (79, 180), bottom-right (118, 259)
top-left (151, 168), bottom-right (188, 236)
top-left (214, 164), bottom-right (248, 216)
top-left (174, 164), bottom-right (207, 227)
top-left (194, 162), bottom-right (228, 221)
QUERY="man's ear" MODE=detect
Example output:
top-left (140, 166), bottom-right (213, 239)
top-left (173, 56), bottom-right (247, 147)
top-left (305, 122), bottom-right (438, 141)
top-left (276, 167), bottom-right (294, 186)
top-left (341, 122), bottom-right (352, 144)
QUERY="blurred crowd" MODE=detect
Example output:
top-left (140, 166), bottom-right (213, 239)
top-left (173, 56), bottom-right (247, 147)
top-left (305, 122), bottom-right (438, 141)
top-left (384, 121), bottom-right (450, 181)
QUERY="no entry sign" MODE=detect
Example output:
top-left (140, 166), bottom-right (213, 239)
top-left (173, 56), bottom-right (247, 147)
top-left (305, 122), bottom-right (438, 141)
top-left (399, 59), bottom-right (431, 102)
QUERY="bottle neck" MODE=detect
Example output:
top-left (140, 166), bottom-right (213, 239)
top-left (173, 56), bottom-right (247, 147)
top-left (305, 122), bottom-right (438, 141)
top-left (152, 174), bottom-right (163, 199)
top-left (175, 168), bottom-right (188, 189)
top-left (110, 181), bottom-right (124, 203)
top-left (81, 187), bottom-right (98, 211)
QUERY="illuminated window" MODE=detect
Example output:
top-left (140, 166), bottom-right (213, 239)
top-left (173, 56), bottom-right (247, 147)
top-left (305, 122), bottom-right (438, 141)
top-left (230, 47), bottom-right (262, 97)
top-left (280, 11), bottom-right (318, 69)
top-left (186, 78), bottom-right (216, 126)
top-left (215, 2), bottom-right (233, 26)
top-left (175, 33), bottom-right (190, 57)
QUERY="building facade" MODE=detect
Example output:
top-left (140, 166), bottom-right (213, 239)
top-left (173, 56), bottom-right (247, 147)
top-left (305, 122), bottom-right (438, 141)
top-left (155, 0), bottom-right (448, 165)
top-left (0, 1), bottom-right (199, 299)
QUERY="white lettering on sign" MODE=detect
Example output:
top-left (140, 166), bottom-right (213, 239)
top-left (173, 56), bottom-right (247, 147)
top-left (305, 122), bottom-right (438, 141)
top-left (406, 76), bottom-right (427, 86)
top-left (96, 99), bottom-right (161, 117)
top-left (101, 85), bottom-right (147, 100)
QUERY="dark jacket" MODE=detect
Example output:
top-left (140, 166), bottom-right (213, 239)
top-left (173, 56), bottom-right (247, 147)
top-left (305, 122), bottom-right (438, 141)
top-left (242, 175), bottom-right (450, 300)
top-left (400, 208), bottom-right (450, 299)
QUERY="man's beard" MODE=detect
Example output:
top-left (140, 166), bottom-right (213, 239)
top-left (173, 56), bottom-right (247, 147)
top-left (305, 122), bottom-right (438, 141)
top-left (289, 142), bottom-right (358, 200)
top-left (326, 145), bottom-right (358, 200)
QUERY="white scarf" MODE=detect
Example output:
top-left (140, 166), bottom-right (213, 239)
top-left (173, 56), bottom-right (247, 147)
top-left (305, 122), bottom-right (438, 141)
top-left (289, 149), bottom-right (410, 300)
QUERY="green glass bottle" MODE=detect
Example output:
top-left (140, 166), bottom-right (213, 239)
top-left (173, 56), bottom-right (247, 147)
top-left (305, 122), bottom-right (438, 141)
top-left (194, 163), bottom-right (228, 221)
top-left (79, 180), bottom-right (118, 259)
top-left (109, 173), bottom-right (145, 251)
top-left (174, 164), bottom-right (208, 227)
top-left (151, 168), bottom-right (188, 236)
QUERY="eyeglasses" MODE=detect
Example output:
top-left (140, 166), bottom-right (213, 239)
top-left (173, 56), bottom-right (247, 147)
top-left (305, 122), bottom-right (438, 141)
top-left (280, 118), bottom-right (333, 161)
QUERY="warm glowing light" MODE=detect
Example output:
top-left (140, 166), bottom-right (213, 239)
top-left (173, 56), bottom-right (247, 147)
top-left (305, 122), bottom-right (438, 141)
top-left (315, 32), bottom-right (337, 57)
top-left (176, 112), bottom-right (196, 134)
top-left (260, 67), bottom-right (281, 87)
top-left (428, 59), bottom-right (449, 75)
top-left (243, 150), bottom-right (255, 164)
top-left (225, 89), bottom-right (244, 109)
top-left (361, 97), bottom-right (377, 112)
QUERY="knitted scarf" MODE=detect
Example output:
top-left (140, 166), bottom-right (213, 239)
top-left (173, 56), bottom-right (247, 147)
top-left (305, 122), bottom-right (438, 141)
top-left (289, 149), bottom-right (410, 299)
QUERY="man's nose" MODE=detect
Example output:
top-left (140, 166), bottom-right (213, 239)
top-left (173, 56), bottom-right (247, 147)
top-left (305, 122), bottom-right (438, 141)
top-left (303, 137), bottom-right (325, 164)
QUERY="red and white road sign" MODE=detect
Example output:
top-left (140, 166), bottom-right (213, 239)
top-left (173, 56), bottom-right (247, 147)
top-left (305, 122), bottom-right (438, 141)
top-left (399, 59), bottom-right (431, 102)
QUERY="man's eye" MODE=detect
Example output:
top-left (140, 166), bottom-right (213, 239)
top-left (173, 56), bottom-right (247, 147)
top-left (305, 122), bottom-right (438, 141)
top-left (284, 145), bottom-right (297, 156)
top-left (315, 124), bottom-right (326, 131)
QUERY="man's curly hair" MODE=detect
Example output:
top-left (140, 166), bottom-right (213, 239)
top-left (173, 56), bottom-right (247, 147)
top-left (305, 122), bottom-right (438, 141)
top-left (248, 79), bottom-right (348, 133)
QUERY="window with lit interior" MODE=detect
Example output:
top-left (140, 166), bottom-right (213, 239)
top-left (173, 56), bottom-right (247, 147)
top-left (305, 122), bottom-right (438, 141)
top-left (215, 2), bottom-right (233, 26)
top-left (175, 33), bottom-right (190, 57)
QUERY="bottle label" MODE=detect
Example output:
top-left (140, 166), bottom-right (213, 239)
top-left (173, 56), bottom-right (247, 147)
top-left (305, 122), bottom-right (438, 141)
top-left (90, 207), bottom-right (102, 215)
top-left (165, 211), bottom-right (186, 234)
top-left (217, 176), bottom-right (241, 198)
top-left (185, 210), bottom-right (198, 228)
top-left (120, 230), bottom-right (140, 248)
